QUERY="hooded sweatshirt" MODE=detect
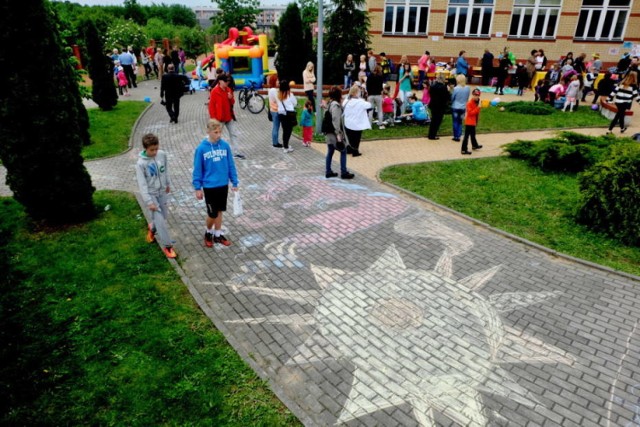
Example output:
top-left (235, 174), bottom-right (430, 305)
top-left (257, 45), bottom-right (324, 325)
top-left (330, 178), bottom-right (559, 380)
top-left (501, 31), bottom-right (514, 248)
top-left (192, 138), bottom-right (239, 190)
top-left (135, 149), bottom-right (171, 206)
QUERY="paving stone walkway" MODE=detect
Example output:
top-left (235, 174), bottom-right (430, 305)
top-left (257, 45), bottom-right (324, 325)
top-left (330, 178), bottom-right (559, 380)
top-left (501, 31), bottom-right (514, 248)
top-left (3, 79), bottom-right (640, 426)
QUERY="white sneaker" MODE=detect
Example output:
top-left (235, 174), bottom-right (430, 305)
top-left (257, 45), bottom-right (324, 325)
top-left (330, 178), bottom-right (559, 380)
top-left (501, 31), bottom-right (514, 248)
top-left (283, 147), bottom-right (294, 153)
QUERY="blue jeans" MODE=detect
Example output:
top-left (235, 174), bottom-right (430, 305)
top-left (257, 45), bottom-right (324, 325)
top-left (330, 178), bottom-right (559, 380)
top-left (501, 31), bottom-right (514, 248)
top-left (344, 74), bottom-right (352, 90)
top-left (451, 108), bottom-right (465, 139)
top-left (326, 143), bottom-right (348, 175)
top-left (271, 111), bottom-right (280, 146)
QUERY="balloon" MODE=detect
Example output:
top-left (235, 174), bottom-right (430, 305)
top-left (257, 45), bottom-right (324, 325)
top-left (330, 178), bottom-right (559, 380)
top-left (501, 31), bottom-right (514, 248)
top-left (591, 104), bottom-right (599, 111)
top-left (144, 97), bottom-right (151, 103)
top-left (499, 106), bottom-right (505, 112)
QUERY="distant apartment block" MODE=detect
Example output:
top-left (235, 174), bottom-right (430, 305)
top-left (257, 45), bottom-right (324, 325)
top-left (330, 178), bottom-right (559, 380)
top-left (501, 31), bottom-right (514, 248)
top-left (193, 5), bottom-right (286, 31)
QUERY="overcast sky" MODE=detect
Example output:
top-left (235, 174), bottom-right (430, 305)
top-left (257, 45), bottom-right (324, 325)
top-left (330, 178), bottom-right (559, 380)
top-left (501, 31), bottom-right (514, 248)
top-left (66, 0), bottom-right (289, 7)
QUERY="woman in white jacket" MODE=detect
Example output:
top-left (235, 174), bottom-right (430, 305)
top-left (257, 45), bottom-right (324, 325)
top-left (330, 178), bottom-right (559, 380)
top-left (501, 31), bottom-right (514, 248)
top-left (342, 85), bottom-right (371, 157)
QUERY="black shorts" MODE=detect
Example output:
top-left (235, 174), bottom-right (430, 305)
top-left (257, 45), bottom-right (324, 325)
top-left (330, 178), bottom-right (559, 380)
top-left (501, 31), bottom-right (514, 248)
top-left (203, 186), bottom-right (228, 219)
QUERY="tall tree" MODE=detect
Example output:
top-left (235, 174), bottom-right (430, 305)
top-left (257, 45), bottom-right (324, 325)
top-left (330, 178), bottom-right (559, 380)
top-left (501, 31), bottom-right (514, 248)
top-left (212, 0), bottom-right (260, 31)
top-left (0, 0), bottom-right (96, 224)
top-left (83, 19), bottom-right (118, 111)
top-left (274, 3), bottom-right (306, 83)
top-left (124, 0), bottom-right (146, 25)
top-left (323, 0), bottom-right (370, 84)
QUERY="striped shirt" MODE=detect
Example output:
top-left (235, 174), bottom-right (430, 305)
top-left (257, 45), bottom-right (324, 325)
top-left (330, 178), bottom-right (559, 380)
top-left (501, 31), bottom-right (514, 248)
top-left (607, 84), bottom-right (640, 104)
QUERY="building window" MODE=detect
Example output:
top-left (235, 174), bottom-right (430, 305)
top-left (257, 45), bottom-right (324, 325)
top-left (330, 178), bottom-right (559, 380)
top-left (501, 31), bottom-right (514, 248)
top-left (509, 0), bottom-right (560, 39)
top-left (445, 0), bottom-right (493, 37)
top-left (383, 0), bottom-right (429, 35)
top-left (575, 0), bottom-right (630, 41)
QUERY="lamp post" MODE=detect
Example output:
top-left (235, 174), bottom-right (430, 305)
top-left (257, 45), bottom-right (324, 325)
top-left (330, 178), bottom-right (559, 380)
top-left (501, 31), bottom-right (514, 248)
top-left (315, 0), bottom-right (324, 134)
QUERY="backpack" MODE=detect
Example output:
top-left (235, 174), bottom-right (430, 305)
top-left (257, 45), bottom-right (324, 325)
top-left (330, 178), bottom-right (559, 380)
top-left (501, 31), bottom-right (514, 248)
top-left (321, 108), bottom-right (335, 134)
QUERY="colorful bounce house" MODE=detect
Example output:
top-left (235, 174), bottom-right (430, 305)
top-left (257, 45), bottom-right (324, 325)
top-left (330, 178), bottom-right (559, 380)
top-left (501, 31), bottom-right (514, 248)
top-left (203, 26), bottom-right (270, 89)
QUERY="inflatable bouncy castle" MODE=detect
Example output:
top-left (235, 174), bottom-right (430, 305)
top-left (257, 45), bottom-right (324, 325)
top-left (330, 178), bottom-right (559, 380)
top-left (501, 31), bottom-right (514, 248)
top-left (212, 26), bottom-right (270, 89)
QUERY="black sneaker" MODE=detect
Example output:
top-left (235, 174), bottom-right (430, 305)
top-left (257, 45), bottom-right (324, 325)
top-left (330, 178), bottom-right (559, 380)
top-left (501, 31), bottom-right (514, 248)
top-left (214, 234), bottom-right (232, 246)
top-left (341, 172), bottom-right (355, 180)
top-left (204, 232), bottom-right (213, 248)
top-left (325, 171), bottom-right (338, 178)
top-left (273, 143), bottom-right (283, 148)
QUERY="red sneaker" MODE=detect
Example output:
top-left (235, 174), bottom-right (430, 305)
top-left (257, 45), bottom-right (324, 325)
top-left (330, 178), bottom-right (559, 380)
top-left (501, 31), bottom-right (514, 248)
top-left (146, 224), bottom-right (156, 243)
top-left (162, 246), bottom-right (177, 258)
top-left (204, 232), bottom-right (214, 248)
top-left (214, 235), bottom-right (232, 246)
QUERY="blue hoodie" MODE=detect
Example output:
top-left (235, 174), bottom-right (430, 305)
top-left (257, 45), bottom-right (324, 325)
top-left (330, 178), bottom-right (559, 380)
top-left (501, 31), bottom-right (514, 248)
top-left (192, 138), bottom-right (239, 190)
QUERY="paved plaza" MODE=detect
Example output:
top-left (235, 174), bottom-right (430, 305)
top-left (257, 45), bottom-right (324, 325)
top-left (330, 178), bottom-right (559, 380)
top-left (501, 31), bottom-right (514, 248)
top-left (3, 79), bottom-right (640, 426)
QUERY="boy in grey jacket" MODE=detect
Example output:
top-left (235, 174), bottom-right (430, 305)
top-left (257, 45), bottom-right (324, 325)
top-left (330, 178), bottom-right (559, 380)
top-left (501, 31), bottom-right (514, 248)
top-left (135, 133), bottom-right (176, 258)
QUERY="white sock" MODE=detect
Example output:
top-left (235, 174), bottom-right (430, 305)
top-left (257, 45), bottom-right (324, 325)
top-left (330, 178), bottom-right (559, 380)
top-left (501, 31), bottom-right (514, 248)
top-left (214, 230), bottom-right (222, 237)
top-left (206, 228), bottom-right (213, 234)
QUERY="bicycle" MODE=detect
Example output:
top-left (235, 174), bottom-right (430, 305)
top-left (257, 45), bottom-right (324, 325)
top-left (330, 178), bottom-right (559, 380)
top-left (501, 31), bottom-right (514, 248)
top-left (238, 81), bottom-right (265, 114)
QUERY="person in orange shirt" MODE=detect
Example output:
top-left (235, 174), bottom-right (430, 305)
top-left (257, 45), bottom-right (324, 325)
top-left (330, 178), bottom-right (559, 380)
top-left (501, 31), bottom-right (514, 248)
top-left (208, 74), bottom-right (244, 159)
top-left (461, 88), bottom-right (483, 155)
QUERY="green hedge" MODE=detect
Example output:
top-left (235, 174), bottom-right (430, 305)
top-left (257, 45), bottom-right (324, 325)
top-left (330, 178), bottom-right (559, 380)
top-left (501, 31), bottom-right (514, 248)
top-left (503, 131), bottom-right (616, 173)
top-left (577, 143), bottom-right (640, 246)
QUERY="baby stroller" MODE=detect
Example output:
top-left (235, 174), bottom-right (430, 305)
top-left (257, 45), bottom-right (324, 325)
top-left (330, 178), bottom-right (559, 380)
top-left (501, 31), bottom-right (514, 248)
top-left (180, 74), bottom-right (194, 95)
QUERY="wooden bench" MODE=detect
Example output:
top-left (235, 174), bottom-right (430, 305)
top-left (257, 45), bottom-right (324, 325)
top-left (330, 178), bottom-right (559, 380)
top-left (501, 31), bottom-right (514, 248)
top-left (599, 101), bottom-right (633, 127)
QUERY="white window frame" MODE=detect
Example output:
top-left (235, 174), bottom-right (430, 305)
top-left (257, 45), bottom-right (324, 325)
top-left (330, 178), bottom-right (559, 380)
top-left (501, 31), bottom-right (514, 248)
top-left (509, 0), bottom-right (561, 39)
top-left (445, 0), bottom-right (494, 38)
top-left (574, 0), bottom-right (631, 41)
top-left (383, 0), bottom-right (430, 35)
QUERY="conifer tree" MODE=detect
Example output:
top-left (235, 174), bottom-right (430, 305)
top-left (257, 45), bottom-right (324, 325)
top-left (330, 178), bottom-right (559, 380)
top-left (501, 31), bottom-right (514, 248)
top-left (274, 3), bottom-right (306, 84)
top-left (0, 0), bottom-right (96, 224)
top-left (323, 0), bottom-right (370, 84)
top-left (84, 20), bottom-right (118, 111)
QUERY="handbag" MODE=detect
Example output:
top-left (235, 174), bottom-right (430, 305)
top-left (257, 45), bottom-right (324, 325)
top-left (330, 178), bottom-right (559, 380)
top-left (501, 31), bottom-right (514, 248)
top-left (286, 110), bottom-right (298, 126)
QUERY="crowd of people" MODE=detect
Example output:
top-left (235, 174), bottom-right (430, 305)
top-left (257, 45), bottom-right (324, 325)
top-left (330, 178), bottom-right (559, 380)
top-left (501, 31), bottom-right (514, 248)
top-left (133, 45), bottom-right (640, 258)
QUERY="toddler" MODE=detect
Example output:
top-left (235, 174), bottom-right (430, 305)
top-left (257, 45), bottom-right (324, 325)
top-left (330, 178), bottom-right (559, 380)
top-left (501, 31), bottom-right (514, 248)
top-left (382, 89), bottom-right (395, 126)
top-left (117, 65), bottom-right (129, 96)
top-left (563, 75), bottom-right (580, 112)
top-left (300, 99), bottom-right (314, 147)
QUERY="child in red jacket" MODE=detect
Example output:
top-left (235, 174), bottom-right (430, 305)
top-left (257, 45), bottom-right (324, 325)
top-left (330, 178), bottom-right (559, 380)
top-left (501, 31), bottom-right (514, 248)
top-left (461, 88), bottom-right (483, 155)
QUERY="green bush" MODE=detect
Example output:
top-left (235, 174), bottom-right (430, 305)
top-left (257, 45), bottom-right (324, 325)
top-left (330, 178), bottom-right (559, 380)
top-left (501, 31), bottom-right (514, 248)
top-left (503, 131), bottom-right (617, 173)
top-left (502, 101), bottom-right (555, 115)
top-left (577, 143), bottom-right (640, 246)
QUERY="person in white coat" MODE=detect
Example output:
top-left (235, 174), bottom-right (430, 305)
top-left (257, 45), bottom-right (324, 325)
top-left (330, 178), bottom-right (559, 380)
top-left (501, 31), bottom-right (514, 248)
top-left (342, 85), bottom-right (371, 157)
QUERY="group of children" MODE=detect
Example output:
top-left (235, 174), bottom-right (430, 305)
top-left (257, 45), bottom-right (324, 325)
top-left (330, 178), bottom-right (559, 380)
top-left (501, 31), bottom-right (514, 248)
top-left (136, 119), bottom-right (239, 259)
top-left (533, 66), bottom-right (614, 112)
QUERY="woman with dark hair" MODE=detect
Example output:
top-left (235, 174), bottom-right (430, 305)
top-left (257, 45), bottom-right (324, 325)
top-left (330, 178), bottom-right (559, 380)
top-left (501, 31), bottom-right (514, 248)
top-left (323, 86), bottom-right (354, 179)
top-left (276, 80), bottom-right (298, 153)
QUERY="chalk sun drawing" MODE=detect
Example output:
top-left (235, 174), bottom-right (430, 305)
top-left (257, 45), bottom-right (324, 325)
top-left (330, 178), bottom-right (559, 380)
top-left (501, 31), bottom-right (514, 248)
top-left (229, 212), bottom-right (575, 425)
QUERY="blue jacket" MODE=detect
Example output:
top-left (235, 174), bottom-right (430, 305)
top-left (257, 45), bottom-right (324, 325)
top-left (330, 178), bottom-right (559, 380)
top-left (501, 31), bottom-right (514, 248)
top-left (456, 56), bottom-right (469, 76)
top-left (300, 109), bottom-right (313, 127)
top-left (192, 138), bottom-right (239, 189)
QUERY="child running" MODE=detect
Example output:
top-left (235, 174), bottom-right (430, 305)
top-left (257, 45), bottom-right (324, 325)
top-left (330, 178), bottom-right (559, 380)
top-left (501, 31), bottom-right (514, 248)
top-left (300, 99), bottom-right (314, 147)
top-left (135, 133), bottom-right (176, 258)
top-left (193, 119), bottom-right (239, 247)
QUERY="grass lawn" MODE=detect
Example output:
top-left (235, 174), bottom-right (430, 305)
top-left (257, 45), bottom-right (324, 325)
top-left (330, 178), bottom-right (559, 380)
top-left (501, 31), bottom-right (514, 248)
top-left (83, 101), bottom-right (149, 160)
top-left (300, 101), bottom-right (610, 142)
top-left (380, 157), bottom-right (640, 277)
top-left (0, 192), bottom-right (300, 426)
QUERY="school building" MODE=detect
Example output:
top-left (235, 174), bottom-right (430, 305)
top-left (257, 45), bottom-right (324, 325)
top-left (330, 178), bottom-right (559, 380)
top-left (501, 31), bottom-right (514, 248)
top-left (366, 0), bottom-right (640, 68)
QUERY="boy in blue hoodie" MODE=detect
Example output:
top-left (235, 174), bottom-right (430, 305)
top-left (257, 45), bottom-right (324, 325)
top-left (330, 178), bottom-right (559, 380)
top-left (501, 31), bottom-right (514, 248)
top-left (193, 119), bottom-right (239, 247)
top-left (135, 133), bottom-right (176, 258)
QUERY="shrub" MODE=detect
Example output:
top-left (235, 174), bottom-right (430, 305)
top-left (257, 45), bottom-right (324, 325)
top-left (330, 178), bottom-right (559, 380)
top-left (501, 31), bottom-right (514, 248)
top-left (577, 143), bottom-right (640, 246)
top-left (503, 131), bottom-right (617, 173)
top-left (503, 101), bottom-right (555, 115)
top-left (0, 0), bottom-right (96, 224)
top-left (83, 19), bottom-right (118, 111)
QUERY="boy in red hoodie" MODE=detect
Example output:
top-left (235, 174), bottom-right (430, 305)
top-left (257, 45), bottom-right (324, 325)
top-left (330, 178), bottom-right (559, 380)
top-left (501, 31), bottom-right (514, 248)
top-left (461, 88), bottom-right (484, 155)
top-left (208, 74), bottom-right (244, 159)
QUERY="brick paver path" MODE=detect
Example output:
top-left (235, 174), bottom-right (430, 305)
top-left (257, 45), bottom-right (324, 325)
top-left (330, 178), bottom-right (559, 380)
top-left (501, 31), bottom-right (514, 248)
top-left (2, 80), bottom-right (640, 426)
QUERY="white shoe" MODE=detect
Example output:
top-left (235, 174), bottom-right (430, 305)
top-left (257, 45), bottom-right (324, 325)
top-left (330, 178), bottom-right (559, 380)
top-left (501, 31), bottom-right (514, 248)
top-left (283, 147), bottom-right (294, 153)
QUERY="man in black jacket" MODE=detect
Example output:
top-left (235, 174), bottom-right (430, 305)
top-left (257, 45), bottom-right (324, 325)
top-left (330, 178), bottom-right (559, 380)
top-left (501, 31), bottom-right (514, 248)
top-left (427, 75), bottom-right (450, 140)
top-left (160, 64), bottom-right (184, 123)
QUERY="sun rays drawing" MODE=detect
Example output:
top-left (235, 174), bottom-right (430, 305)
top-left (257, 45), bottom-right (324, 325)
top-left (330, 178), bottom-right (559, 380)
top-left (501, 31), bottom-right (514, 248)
top-left (227, 213), bottom-right (576, 425)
